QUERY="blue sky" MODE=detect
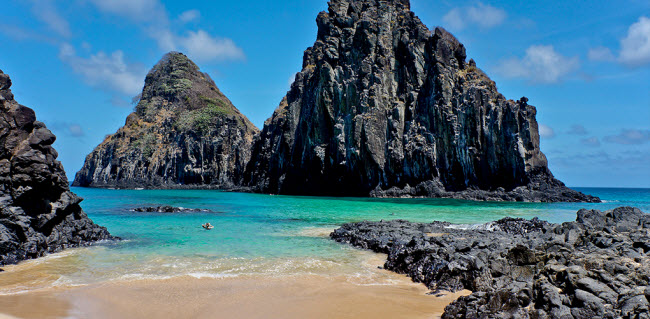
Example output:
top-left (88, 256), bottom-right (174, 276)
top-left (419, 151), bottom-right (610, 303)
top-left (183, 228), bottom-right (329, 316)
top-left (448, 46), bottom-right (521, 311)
top-left (1, 0), bottom-right (648, 188)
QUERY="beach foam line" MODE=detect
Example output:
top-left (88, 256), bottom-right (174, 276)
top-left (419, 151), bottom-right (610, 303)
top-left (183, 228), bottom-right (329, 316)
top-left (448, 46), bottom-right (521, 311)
top-left (186, 273), bottom-right (239, 279)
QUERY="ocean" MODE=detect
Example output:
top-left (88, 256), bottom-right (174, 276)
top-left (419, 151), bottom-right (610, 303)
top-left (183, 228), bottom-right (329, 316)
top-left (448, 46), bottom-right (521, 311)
top-left (0, 187), bottom-right (648, 295)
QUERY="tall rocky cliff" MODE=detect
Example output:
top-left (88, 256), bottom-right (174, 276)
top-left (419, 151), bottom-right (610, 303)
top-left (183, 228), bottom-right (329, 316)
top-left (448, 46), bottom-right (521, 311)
top-left (0, 70), bottom-right (112, 266)
top-left (73, 52), bottom-right (259, 189)
top-left (245, 0), bottom-right (598, 202)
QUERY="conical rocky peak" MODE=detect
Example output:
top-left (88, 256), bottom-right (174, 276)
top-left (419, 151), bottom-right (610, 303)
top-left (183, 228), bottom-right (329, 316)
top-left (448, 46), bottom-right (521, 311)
top-left (134, 52), bottom-right (253, 130)
top-left (245, 1), bottom-right (598, 202)
top-left (73, 53), bottom-right (258, 189)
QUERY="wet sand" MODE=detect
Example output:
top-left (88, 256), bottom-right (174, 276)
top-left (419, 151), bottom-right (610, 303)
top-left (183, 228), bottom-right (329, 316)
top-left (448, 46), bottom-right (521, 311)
top-left (0, 275), bottom-right (470, 319)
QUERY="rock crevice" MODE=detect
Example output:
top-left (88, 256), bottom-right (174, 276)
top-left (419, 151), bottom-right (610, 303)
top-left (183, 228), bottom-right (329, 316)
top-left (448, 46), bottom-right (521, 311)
top-left (73, 52), bottom-right (259, 189)
top-left (244, 0), bottom-right (598, 202)
top-left (0, 70), bottom-right (112, 266)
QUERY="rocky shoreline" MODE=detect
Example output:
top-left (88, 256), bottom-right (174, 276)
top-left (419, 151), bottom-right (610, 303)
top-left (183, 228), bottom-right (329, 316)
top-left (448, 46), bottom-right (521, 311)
top-left (0, 69), bottom-right (113, 267)
top-left (331, 207), bottom-right (650, 318)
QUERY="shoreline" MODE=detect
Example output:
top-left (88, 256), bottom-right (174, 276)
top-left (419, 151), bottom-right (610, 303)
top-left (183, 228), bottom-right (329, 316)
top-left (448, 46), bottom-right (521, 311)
top-left (0, 274), bottom-right (470, 319)
top-left (69, 185), bottom-right (600, 203)
top-left (331, 207), bottom-right (650, 317)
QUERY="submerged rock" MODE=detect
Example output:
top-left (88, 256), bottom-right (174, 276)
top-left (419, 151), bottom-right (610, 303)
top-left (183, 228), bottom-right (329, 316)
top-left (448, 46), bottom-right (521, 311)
top-left (245, 0), bottom-right (598, 202)
top-left (131, 206), bottom-right (215, 213)
top-left (331, 207), bottom-right (650, 318)
top-left (0, 69), bottom-right (113, 266)
top-left (73, 52), bottom-right (259, 189)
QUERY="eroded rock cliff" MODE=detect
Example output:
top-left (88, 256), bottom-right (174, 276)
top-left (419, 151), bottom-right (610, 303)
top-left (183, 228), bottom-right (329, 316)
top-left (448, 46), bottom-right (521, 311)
top-left (0, 70), bottom-right (112, 266)
top-left (73, 52), bottom-right (259, 189)
top-left (245, 0), bottom-right (598, 202)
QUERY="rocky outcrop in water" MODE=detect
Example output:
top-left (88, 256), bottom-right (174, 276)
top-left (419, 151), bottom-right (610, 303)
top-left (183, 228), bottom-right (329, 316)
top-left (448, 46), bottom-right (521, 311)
top-left (244, 0), bottom-right (598, 202)
top-left (131, 206), bottom-right (217, 213)
top-left (0, 69), bottom-right (112, 266)
top-left (331, 207), bottom-right (650, 318)
top-left (73, 52), bottom-right (258, 189)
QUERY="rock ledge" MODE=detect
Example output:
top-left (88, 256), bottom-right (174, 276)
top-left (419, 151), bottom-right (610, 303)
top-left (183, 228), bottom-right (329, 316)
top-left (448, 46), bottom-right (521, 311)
top-left (331, 207), bottom-right (650, 318)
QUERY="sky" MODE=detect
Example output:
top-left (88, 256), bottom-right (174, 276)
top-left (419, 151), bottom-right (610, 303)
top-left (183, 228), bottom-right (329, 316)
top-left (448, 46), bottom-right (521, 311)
top-left (0, 0), bottom-right (648, 188)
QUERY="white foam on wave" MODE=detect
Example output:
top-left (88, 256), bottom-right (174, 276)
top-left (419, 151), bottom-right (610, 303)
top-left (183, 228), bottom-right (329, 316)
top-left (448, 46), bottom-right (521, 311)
top-left (187, 273), bottom-right (239, 279)
top-left (444, 223), bottom-right (493, 231)
top-left (117, 273), bottom-right (177, 281)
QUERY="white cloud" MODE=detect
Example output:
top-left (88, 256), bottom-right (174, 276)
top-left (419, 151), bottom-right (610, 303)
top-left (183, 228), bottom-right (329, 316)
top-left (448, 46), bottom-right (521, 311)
top-left (86, 0), bottom-right (167, 22)
top-left (443, 3), bottom-right (506, 30)
top-left (619, 16), bottom-right (650, 66)
top-left (442, 9), bottom-right (465, 30)
top-left (496, 45), bottom-right (579, 83)
top-left (177, 30), bottom-right (245, 62)
top-left (58, 43), bottom-right (146, 96)
top-left (539, 124), bottom-right (556, 139)
top-left (588, 47), bottom-right (615, 62)
top-left (178, 10), bottom-right (200, 23)
top-left (28, 0), bottom-right (71, 37)
top-left (88, 1), bottom-right (244, 63)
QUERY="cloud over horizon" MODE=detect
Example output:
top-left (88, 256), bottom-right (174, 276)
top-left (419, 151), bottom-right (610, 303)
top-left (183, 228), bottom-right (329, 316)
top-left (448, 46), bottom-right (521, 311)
top-left (496, 45), bottom-right (579, 83)
top-left (443, 3), bottom-right (507, 31)
top-left (619, 16), bottom-right (650, 67)
top-left (604, 129), bottom-right (650, 145)
top-left (87, 0), bottom-right (244, 63)
top-left (86, 0), bottom-right (167, 23)
top-left (539, 124), bottom-right (556, 139)
top-left (154, 30), bottom-right (245, 63)
top-left (28, 0), bottom-right (71, 38)
top-left (58, 43), bottom-right (146, 96)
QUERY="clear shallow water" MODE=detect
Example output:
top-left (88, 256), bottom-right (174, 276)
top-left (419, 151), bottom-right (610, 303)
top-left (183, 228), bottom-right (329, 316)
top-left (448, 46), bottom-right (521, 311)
top-left (0, 187), bottom-right (648, 294)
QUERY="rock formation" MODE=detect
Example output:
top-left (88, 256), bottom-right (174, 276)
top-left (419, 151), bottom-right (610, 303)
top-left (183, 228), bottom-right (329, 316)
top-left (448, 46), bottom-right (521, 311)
top-left (245, 0), bottom-right (598, 202)
top-left (332, 207), bottom-right (650, 318)
top-left (0, 69), bottom-right (112, 266)
top-left (73, 52), bottom-right (258, 189)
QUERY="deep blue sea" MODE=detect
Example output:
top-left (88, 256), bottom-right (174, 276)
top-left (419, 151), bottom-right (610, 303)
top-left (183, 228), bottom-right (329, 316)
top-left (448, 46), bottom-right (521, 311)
top-left (0, 187), bottom-right (647, 294)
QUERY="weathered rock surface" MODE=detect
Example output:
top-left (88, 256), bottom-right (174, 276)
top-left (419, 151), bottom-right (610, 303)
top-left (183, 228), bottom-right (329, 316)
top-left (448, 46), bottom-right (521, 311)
top-left (245, 0), bottom-right (598, 202)
top-left (0, 69), bottom-right (112, 266)
top-left (73, 52), bottom-right (259, 189)
top-left (131, 206), bottom-right (217, 213)
top-left (331, 207), bottom-right (650, 318)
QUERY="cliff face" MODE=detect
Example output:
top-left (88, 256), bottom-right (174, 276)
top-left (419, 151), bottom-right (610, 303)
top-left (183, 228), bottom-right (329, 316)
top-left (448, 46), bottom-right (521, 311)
top-left (245, 0), bottom-right (598, 202)
top-left (0, 70), bottom-right (112, 266)
top-left (73, 52), bottom-right (259, 189)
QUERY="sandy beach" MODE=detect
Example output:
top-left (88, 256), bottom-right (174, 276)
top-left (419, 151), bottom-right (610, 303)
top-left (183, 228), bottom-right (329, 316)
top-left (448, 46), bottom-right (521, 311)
top-left (0, 274), bottom-right (470, 319)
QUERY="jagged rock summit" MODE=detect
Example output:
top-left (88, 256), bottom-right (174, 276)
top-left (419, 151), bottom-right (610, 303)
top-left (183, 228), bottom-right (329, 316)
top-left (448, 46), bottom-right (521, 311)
top-left (0, 69), bottom-right (112, 266)
top-left (73, 52), bottom-right (259, 189)
top-left (245, 0), bottom-right (598, 202)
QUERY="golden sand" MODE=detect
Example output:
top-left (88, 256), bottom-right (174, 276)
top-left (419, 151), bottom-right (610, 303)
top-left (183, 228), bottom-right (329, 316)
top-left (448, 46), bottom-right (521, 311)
top-left (0, 248), bottom-right (471, 318)
top-left (0, 273), bottom-right (470, 319)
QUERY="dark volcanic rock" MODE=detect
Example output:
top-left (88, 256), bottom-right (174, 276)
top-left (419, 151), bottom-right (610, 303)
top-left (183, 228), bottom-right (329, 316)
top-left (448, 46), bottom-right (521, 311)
top-left (331, 207), bottom-right (650, 318)
top-left (73, 52), bottom-right (259, 189)
top-left (0, 69), bottom-right (113, 266)
top-left (131, 206), bottom-right (214, 213)
top-left (244, 0), bottom-right (598, 202)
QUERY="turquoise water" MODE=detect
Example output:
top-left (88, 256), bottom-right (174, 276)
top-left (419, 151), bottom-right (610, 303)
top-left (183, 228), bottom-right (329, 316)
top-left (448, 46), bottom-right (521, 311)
top-left (0, 187), bottom-right (648, 293)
